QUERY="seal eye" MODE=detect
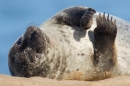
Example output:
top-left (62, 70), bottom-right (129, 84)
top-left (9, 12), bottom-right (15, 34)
top-left (16, 37), bottom-right (22, 45)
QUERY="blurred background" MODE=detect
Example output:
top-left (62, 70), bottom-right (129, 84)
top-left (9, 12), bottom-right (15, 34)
top-left (0, 0), bottom-right (130, 75)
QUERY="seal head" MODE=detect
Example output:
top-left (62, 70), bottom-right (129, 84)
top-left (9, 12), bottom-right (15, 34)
top-left (8, 26), bottom-right (50, 77)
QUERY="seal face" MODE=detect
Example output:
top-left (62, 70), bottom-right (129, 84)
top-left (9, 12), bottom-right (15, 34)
top-left (8, 26), bottom-right (50, 77)
top-left (8, 6), bottom-right (130, 81)
top-left (9, 26), bottom-right (66, 79)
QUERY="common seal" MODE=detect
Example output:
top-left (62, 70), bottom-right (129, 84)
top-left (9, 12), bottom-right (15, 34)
top-left (8, 6), bottom-right (130, 81)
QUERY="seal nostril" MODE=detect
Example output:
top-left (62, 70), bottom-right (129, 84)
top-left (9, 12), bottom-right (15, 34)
top-left (16, 37), bottom-right (22, 45)
top-left (31, 31), bottom-right (37, 38)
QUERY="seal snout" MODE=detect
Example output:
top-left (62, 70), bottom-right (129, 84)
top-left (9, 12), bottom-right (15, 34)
top-left (15, 26), bottom-right (39, 47)
top-left (14, 26), bottom-right (47, 54)
top-left (25, 26), bottom-right (38, 39)
top-left (20, 26), bottom-right (47, 53)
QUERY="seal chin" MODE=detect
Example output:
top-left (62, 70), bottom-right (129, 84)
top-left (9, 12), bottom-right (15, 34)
top-left (8, 26), bottom-right (49, 77)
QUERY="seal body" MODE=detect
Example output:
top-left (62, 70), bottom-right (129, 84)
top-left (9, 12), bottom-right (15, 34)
top-left (8, 6), bottom-right (130, 80)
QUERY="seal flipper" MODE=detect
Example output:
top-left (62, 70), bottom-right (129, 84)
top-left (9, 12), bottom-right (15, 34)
top-left (80, 8), bottom-right (96, 30)
top-left (93, 13), bottom-right (117, 80)
top-left (54, 7), bottom-right (96, 28)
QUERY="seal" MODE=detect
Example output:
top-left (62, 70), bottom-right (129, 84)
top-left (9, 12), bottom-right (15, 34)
top-left (8, 6), bottom-right (130, 80)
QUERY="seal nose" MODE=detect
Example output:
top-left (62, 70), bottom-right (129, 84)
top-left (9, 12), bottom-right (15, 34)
top-left (21, 26), bottom-right (48, 53)
top-left (25, 26), bottom-right (38, 39)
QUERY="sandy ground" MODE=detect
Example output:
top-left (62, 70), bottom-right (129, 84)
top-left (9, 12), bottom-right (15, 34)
top-left (0, 74), bottom-right (130, 86)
